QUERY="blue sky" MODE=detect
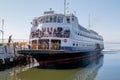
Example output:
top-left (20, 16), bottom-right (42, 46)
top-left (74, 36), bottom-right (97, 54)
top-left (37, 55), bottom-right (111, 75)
top-left (0, 0), bottom-right (120, 43)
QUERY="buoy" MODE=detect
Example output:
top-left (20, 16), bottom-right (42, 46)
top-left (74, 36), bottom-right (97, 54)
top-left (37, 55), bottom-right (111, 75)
top-left (64, 39), bottom-right (67, 42)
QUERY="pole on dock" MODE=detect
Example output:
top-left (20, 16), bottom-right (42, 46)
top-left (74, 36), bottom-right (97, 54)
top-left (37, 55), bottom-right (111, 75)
top-left (1, 19), bottom-right (4, 44)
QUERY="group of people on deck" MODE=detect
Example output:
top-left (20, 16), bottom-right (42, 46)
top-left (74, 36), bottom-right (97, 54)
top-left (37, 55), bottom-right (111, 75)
top-left (31, 27), bottom-right (70, 38)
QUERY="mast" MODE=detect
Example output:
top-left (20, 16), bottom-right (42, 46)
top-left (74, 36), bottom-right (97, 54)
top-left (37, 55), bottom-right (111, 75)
top-left (64, 0), bottom-right (66, 15)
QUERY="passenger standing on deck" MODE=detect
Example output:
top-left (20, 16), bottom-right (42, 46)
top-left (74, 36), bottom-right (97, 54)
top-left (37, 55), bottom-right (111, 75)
top-left (27, 41), bottom-right (31, 50)
top-left (28, 44), bottom-right (31, 50)
top-left (8, 35), bottom-right (12, 46)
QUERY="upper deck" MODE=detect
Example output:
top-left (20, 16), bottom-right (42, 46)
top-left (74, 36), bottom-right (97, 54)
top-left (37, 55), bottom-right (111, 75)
top-left (30, 10), bottom-right (103, 41)
top-left (32, 11), bottom-right (77, 26)
top-left (30, 11), bottom-right (78, 39)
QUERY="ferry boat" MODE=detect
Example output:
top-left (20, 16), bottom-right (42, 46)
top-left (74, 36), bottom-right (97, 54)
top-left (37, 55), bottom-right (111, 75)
top-left (18, 9), bottom-right (104, 67)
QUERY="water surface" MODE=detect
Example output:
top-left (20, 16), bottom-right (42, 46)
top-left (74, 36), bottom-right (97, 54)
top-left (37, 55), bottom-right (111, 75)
top-left (0, 43), bottom-right (120, 80)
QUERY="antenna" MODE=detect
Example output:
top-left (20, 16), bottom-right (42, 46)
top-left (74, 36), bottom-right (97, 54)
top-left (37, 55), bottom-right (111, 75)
top-left (88, 14), bottom-right (91, 30)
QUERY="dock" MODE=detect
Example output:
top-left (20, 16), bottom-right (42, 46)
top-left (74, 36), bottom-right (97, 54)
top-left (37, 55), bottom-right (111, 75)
top-left (0, 39), bottom-right (29, 70)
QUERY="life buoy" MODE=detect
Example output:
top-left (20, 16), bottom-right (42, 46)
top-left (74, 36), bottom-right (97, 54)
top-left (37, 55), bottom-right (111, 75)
top-left (64, 39), bottom-right (67, 42)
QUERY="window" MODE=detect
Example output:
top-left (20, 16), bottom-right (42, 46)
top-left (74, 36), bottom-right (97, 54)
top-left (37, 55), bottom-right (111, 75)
top-left (79, 43), bottom-right (80, 46)
top-left (72, 17), bottom-right (74, 21)
top-left (59, 16), bottom-right (63, 23)
top-left (46, 16), bottom-right (49, 23)
top-left (50, 16), bottom-right (53, 22)
top-left (57, 16), bottom-right (63, 23)
top-left (76, 44), bottom-right (78, 46)
top-left (32, 40), bottom-right (37, 50)
top-left (38, 16), bottom-right (63, 23)
top-left (73, 43), bottom-right (75, 46)
top-left (42, 17), bottom-right (45, 23)
top-left (58, 17), bottom-right (60, 23)
top-left (53, 16), bottom-right (57, 22)
top-left (66, 17), bottom-right (70, 23)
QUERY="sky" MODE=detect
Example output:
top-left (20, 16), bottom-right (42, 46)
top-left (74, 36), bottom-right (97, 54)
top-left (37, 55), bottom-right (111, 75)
top-left (0, 0), bottom-right (120, 43)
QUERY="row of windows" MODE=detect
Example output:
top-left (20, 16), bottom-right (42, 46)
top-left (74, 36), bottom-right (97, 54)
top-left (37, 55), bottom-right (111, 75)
top-left (31, 39), bottom-right (61, 50)
top-left (78, 25), bottom-right (98, 35)
top-left (77, 25), bottom-right (103, 41)
top-left (33, 15), bottom-right (75, 26)
top-left (76, 31), bottom-right (103, 41)
top-left (78, 25), bottom-right (89, 33)
top-left (38, 16), bottom-right (63, 23)
top-left (73, 42), bottom-right (93, 47)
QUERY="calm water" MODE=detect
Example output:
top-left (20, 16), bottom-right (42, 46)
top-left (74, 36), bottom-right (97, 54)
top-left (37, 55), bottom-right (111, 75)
top-left (0, 43), bottom-right (120, 80)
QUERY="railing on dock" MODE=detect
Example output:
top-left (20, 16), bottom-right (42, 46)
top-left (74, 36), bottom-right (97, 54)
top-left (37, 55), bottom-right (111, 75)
top-left (0, 39), bottom-right (29, 49)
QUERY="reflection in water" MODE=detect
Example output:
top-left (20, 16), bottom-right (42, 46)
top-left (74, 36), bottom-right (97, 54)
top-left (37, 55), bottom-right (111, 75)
top-left (0, 67), bottom-right (20, 80)
top-left (0, 55), bottom-right (103, 80)
top-left (0, 64), bottom-right (36, 80)
top-left (69, 55), bottom-right (103, 80)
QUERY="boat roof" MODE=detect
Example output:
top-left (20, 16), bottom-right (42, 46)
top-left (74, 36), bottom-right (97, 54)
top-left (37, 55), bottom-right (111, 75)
top-left (33, 10), bottom-right (76, 20)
